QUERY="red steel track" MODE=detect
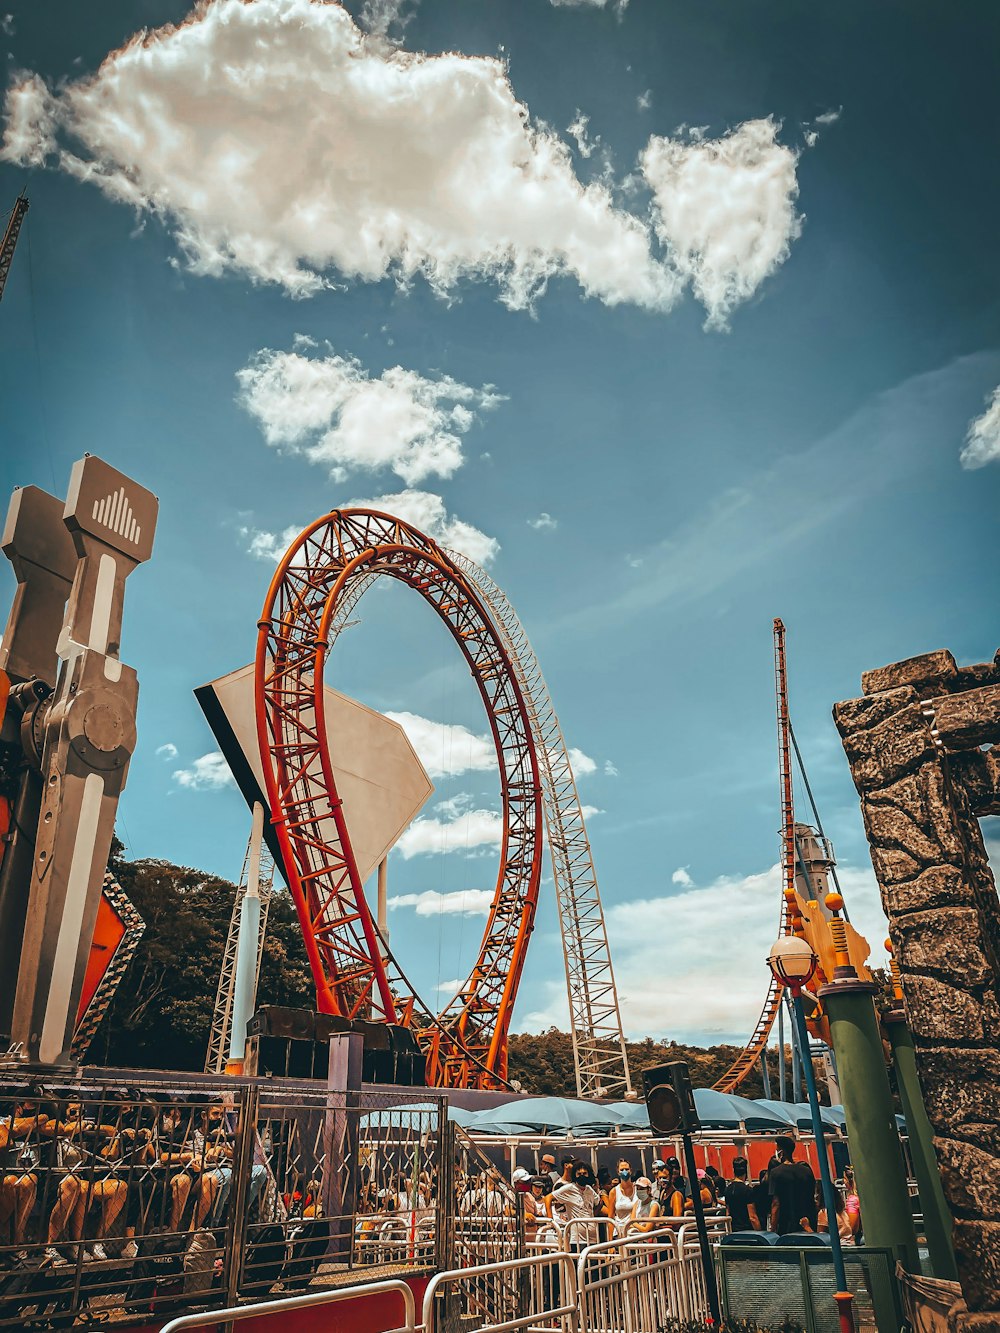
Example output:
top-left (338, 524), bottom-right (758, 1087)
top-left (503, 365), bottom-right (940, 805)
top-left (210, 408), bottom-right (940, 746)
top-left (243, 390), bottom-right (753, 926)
top-left (254, 510), bottom-right (542, 1088)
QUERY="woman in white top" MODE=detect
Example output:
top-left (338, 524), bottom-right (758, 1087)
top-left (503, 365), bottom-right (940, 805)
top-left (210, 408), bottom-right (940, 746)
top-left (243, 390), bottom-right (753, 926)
top-left (607, 1158), bottom-right (638, 1234)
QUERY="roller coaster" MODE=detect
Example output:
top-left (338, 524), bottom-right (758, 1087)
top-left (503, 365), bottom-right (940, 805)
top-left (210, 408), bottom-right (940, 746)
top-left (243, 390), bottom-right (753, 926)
top-left (252, 514), bottom-right (813, 1098)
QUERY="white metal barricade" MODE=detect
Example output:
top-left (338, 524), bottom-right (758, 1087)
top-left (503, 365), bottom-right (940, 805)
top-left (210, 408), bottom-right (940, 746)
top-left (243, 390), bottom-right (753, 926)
top-left (575, 1226), bottom-right (709, 1332)
top-left (422, 1251), bottom-right (580, 1333)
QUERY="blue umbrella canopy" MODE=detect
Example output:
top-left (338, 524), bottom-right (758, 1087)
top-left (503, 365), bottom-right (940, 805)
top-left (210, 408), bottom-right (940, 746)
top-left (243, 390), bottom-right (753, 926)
top-left (468, 1096), bottom-right (625, 1135)
top-left (751, 1099), bottom-right (801, 1128)
top-left (608, 1101), bottom-right (651, 1130)
top-left (787, 1102), bottom-right (844, 1131)
top-left (361, 1102), bottom-right (477, 1129)
top-left (827, 1104), bottom-right (907, 1133)
top-left (695, 1091), bottom-right (796, 1132)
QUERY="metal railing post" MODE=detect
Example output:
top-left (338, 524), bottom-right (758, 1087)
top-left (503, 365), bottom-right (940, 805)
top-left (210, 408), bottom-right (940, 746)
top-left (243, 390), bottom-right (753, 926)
top-left (223, 1082), bottom-right (259, 1309)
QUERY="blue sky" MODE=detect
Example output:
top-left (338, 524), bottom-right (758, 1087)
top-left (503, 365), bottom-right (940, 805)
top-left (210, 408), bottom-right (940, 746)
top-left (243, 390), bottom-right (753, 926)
top-left (1, 0), bottom-right (998, 1045)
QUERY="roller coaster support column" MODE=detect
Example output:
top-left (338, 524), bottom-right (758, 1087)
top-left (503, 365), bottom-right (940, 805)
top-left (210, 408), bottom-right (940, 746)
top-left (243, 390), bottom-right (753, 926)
top-left (819, 893), bottom-right (919, 1271)
top-left (227, 801), bottom-right (265, 1070)
top-left (884, 941), bottom-right (958, 1281)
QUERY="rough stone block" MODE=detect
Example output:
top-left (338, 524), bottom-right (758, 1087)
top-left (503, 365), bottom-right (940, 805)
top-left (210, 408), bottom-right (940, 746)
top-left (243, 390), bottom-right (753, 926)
top-left (888, 865), bottom-right (976, 914)
top-left (871, 842), bottom-right (923, 886)
top-left (951, 1313), bottom-right (1000, 1333)
top-left (905, 973), bottom-right (988, 1041)
top-left (952, 1219), bottom-right (1000, 1311)
top-left (935, 1137), bottom-right (1000, 1217)
top-left (834, 685), bottom-right (919, 735)
top-left (931, 685), bottom-right (1000, 752)
top-left (896, 908), bottom-right (994, 988)
top-left (841, 702), bottom-right (937, 790)
top-left (862, 649), bottom-right (958, 697)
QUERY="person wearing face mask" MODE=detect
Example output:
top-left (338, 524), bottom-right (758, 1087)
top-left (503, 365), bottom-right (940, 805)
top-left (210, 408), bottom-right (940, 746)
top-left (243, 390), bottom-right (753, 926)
top-left (607, 1158), bottom-right (637, 1235)
top-left (629, 1177), bottom-right (661, 1234)
top-left (552, 1161), bottom-right (601, 1249)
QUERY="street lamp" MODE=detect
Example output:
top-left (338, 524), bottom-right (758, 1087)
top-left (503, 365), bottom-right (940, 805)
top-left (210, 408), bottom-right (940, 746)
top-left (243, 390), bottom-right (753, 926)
top-left (768, 937), bottom-right (856, 1333)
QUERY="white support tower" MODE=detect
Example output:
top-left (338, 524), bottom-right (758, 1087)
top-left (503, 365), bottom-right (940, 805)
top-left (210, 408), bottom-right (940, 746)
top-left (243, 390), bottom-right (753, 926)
top-left (449, 553), bottom-right (633, 1099)
top-left (205, 830), bottom-right (276, 1074)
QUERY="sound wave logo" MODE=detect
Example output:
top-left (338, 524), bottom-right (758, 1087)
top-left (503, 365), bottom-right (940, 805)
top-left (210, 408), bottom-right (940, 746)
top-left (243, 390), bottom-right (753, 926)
top-left (92, 487), bottom-right (141, 544)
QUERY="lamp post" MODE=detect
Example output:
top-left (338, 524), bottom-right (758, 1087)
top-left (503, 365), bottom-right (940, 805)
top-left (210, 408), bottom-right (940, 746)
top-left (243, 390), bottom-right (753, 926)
top-left (768, 936), bottom-right (856, 1333)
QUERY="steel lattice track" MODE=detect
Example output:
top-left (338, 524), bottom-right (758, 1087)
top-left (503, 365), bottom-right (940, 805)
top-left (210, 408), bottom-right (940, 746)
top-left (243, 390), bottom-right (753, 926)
top-left (448, 553), bottom-right (633, 1100)
top-left (205, 835), bottom-right (276, 1074)
top-left (255, 510), bottom-right (542, 1088)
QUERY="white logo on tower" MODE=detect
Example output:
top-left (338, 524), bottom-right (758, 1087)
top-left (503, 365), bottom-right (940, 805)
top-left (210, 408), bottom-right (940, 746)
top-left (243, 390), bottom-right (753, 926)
top-left (92, 487), bottom-right (141, 544)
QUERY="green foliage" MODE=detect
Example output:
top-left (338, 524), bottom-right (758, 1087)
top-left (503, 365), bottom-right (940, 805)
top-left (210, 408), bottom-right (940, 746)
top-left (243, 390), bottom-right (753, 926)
top-left (92, 842), bottom-right (314, 1071)
top-left (507, 1030), bottom-right (774, 1098)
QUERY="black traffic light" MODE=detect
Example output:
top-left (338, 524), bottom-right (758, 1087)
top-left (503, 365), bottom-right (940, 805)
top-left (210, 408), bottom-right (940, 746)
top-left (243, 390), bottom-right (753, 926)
top-left (642, 1060), bottom-right (701, 1135)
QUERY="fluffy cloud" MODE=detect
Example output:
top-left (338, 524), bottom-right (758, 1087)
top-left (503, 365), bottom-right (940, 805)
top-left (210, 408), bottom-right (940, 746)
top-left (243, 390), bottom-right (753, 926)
top-left (350, 490), bottom-right (499, 564)
top-left (959, 386), bottom-right (1000, 469)
top-left (521, 858), bottom-right (888, 1043)
top-left (173, 752), bottom-right (235, 790)
top-left (603, 759), bottom-right (619, 778)
top-left (388, 888), bottom-right (494, 916)
top-left (566, 112), bottom-right (598, 159)
top-left (242, 489), bottom-right (498, 567)
top-left (566, 746), bottom-right (597, 776)
top-left (671, 865), bottom-right (693, 887)
top-left (641, 118), bottom-right (803, 329)
top-left (550, 0), bottom-right (628, 9)
top-left (386, 711), bottom-right (495, 778)
top-left (608, 860), bottom-right (886, 1042)
top-left (2, 0), bottom-right (672, 311)
top-left (155, 742), bottom-right (178, 761)
top-left (395, 808), bottom-right (503, 858)
top-left (236, 344), bottom-right (504, 486)
top-left (527, 512), bottom-right (557, 531)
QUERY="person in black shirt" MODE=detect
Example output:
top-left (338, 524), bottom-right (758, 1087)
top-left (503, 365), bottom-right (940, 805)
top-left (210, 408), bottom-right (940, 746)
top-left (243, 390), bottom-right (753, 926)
top-left (768, 1137), bottom-right (818, 1235)
top-left (723, 1157), bottom-right (760, 1232)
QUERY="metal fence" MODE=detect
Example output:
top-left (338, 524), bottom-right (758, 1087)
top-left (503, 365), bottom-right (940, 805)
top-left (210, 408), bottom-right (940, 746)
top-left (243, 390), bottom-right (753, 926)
top-left (576, 1226), bottom-right (709, 1331)
top-left (0, 1071), bottom-right (448, 1328)
top-left (718, 1243), bottom-right (906, 1333)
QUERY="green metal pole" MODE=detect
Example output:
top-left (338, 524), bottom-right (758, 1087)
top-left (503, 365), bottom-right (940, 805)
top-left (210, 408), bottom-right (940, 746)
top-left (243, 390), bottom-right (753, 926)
top-left (885, 1012), bottom-right (958, 1281)
top-left (820, 980), bottom-right (920, 1271)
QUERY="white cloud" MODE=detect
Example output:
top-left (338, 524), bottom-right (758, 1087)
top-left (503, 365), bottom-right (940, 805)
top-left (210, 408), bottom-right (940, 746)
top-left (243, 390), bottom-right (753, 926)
top-left (395, 808), bottom-right (503, 858)
top-left (520, 858), bottom-right (887, 1043)
top-left (1, 14), bottom-right (14, 37)
top-left (636, 89), bottom-right (652, 112)
top-left (609, 860), bottom-right (886, 1041)
top-left (242, 489), bottom-right (498, 567)
top-left (566, 746), bottom-right (597, 776)
top-left (579, 804), bottom-right (603, 820)
top-left (603, 759), bottom-right (619, 778)
top-left (815, 107), bottom-right (842, 126)
top-left (350, 489), bottom-right (499, 565)
top-left (641, 117), bottom-right (803, 329)
top-left (566, 111), bottom-right (598, 159)
top-left (2, 0), bottom-right (673, 311)
top-left (173, 751), bottom-right (235, 790)
top-left (155, 742), bottom-right (179, 761)
top-left (386, 711), bottom-right (494, 778)
top-left (388, 888), bottom-right (494, 916)
top-left (550, 0), bottom-right (628, 9)
top-left (960, 386), bottom-right (1000, 469)
top-left (527, 512), bottom-right (558, 531)
top-left (237, 344), bottom-right (503, 486)
top-left (242, 523), bottom-right (303, 562)
top-left (671, 865), bottom-right (693, 887)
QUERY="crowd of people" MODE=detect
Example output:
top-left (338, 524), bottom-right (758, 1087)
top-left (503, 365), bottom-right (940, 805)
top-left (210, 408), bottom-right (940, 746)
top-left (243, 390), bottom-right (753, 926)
top-left (506, 1137), bottom-right (862, 1249)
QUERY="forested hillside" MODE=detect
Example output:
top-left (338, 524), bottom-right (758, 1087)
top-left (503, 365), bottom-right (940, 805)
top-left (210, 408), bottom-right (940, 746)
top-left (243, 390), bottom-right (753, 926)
top-left (98, 844), bottom-right (773, 1096)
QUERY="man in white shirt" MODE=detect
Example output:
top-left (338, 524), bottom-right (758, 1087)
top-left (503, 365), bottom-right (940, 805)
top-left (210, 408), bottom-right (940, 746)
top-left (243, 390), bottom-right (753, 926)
top-left (552, 1162), bottom-right (601, 1249)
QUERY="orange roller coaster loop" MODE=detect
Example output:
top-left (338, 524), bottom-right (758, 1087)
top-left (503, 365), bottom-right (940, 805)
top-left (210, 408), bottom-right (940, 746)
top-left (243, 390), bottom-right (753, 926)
top-left (253, 509), bottom-right (543, 1089)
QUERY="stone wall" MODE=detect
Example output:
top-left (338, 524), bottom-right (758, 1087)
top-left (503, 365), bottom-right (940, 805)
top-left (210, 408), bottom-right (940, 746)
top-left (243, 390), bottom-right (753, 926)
top-left (835, 649), bottom-right (1000, 1314)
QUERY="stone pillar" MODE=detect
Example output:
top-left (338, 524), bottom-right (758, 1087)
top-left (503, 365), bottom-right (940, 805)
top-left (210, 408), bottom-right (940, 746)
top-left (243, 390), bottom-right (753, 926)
top-left (834, 649), bottom-right (1000, 1314)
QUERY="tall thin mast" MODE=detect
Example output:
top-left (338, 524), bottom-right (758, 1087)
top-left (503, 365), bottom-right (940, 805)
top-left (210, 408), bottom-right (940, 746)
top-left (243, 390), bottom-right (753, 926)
top-left (0, 194), bottom-right (29, 303)
top-left (774, 618), bottom-right (797, 908)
